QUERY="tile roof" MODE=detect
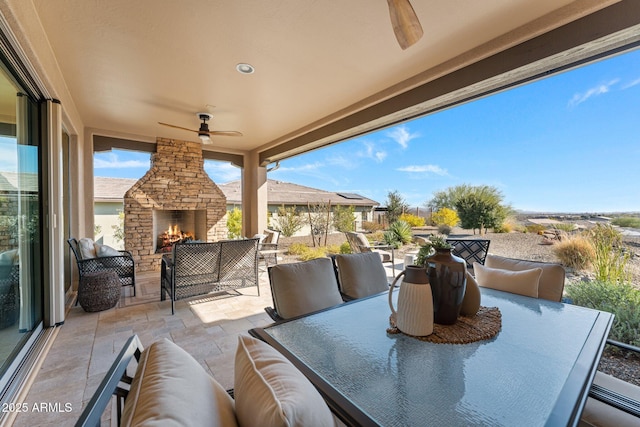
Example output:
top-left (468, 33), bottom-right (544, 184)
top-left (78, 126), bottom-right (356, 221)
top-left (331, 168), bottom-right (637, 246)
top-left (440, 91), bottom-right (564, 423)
top-left (93, 176), bottom-right (378, 207)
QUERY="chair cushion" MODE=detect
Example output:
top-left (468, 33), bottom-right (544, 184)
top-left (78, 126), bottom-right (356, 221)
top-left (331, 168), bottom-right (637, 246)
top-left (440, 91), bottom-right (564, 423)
top-left (121, 338), bottom-right (237, 427)
top-left (484, 254), bottom-right (565, 302)
top-left (581, 371), bottom-right (640, 427)
top-left (234, 335), bottom-right (334, 427)
top-left (95, 243), bottom-right (121, 257)
top-left (78, 238), bottom-right (97, 259)
top-left (335, 252), bottom-right (388, 299)
top-left (0, 249), bottom-right (18, 266)
top-left (269, 258), bottom-right (343, 319)
top-left (473, 262), bottom-right (542, 298)
top-left (373, 249), bottom-right (393, 263)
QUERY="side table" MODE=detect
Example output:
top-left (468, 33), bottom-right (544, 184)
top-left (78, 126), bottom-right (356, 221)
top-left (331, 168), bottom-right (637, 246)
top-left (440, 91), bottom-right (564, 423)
top-left (78, 270), bottom-right (120, 312)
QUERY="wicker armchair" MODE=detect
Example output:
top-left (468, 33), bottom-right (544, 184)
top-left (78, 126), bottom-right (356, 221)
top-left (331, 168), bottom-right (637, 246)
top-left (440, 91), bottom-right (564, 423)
top-left (67, 238), bottom-right (136, 297)
top-left (445, 239), bottom-right (491, 270)
top-left (345, 231), bottom-right (395, 275)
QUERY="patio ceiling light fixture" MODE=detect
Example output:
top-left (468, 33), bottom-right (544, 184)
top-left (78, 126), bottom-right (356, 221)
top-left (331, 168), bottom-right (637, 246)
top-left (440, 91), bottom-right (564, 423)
top-left (236, 63), bottom-right (255, 74)
top-left (158, 113), bottom-right (243, 142)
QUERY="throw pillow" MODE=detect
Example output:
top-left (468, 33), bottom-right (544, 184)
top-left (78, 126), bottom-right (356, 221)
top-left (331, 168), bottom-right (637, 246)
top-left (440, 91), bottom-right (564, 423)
top-left (78, 238), bottom-right (97, 259)
top-left (121, 338), bottom-right (238, 427)
top-left (95, 243), bottom-right (121, 257)
top-left (473, 262), bottom-right (542, 298)
top-left (234, 335), bottom-right (334, 427)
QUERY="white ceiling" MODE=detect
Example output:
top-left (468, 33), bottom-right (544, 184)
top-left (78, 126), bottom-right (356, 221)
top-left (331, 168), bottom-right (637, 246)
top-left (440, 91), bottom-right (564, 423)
top-left (27, 0), bottom-right (607, 158)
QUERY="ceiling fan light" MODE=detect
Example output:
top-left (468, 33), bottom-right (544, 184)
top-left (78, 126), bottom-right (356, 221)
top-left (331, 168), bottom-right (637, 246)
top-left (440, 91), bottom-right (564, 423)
top-left (198, 133), bottom-right (210, 143)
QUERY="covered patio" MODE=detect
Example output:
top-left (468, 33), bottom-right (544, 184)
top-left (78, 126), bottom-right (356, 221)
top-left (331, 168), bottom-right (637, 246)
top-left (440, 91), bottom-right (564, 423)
top-left (1, 0), bottom-right (640, 425)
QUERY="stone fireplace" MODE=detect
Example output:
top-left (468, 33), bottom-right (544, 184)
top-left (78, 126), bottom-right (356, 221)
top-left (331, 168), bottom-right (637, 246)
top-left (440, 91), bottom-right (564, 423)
top-left (124, 138), bottom-right (228, 271)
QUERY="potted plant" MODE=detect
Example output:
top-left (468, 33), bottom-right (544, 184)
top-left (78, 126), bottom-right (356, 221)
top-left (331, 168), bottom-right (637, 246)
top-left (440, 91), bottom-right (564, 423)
top-left (415, 234), bottom-right (452, 267)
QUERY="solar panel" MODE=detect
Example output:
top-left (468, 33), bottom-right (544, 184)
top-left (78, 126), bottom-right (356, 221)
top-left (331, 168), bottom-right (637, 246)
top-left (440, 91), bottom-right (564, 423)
top-left (337, 193), bottom-right (363, 200)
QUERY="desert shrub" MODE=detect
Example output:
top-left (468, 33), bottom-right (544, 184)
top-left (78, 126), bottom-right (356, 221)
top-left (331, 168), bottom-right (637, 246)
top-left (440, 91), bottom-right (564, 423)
top-left (339, 241), bottom-right (351, 254)
top-left (612, 217), bottom-right (640, 228)
top-left (368, 230), bottom-right (386, 244)
top-left (287, 242), bottom-right (309, 255)
top-left (326, 245), bottom-right (341, 255)
top-left (586, 224), bottom-right (630, 283)
top-left (552, 223), bottom-right (576, 232)
top-left (272, 206), bottom-right (304, 237)
top-left (298, 247), bottom-right (328, 261)
top-left (383, 220), bottom-right (412, 248)
top-left (362, 221), bottom-right (384, 232)
top-left (226, 207), bottom-right (243, 239)
top-left (332, 205), bottom-right (356, 232)
top-left (437, 224), bottom-right (451, 235)
top-left (553, 235), bottom-right (595, 271)
top-left (525, 224), bottom-right (546, 234)
top-left (566, 280), bottom-right (640, 346)
top-left (431, 207), bottom-right (459, 227)
top-left (399, 213), bottom-right (425, 227)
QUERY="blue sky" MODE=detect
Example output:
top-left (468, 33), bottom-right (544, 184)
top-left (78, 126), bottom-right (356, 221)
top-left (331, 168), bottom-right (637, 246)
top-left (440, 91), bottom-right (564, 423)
top-left (95, 48), bottom-right (640, 213)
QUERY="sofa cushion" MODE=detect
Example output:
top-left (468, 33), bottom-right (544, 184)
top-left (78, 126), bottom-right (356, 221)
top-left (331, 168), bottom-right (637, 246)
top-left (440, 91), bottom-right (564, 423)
top-left (234, 335), bottom-right (335, 427)
top-left (121, 338), bottom-right (237, 427)
top-left (78, 238), bottom-right (97, 259)
top-left (335, 252), bottom-right (389, 299)
top-left (474, 262), bottom-right (542, 298)
top-left (484, 254), bottom-right (565, 302)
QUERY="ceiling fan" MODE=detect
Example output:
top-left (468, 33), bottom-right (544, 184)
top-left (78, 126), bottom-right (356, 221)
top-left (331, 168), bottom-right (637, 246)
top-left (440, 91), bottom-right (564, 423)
top-left (158, 113), bottom-right (243, 143)
top-left (387, 0), bottom-right (423, 50)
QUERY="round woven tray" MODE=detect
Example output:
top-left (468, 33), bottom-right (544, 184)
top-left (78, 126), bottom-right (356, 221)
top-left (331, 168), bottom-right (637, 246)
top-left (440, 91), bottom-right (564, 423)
top-left (387, 306), bottom-right (502, 344)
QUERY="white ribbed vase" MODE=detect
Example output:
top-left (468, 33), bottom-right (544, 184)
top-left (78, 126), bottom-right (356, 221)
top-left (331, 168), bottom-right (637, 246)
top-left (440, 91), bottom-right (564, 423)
top-left (389, 265), bottom-right (434, 337)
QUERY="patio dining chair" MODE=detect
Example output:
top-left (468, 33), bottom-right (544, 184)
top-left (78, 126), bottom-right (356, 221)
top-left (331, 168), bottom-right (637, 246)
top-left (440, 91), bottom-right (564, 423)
top-left (265, 257), bottom-right (344, 321)
top-left (345, 231), bottom-right (395, 275)
top-left (446, 238), bottom-right (490, 271)
top-left (331, 252), bottom-right (389, 301)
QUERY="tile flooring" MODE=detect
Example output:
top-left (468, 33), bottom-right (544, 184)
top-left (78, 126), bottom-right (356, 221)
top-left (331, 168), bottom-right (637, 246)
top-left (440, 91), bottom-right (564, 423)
top-left (11, 270), bottom-right (276, 426)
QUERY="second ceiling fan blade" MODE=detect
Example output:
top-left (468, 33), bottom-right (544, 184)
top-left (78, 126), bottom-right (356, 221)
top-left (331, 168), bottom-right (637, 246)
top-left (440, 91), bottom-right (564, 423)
top-left (387, 0), bottom-right (423, 50)
top-left (158, 122), bottom-right (197, 133)
top-left (208, 131), bottom-right (243, 137)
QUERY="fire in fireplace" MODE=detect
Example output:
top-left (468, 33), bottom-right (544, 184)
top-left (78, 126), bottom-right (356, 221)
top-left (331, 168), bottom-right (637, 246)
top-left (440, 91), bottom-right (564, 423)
top-left (153, 209), bottom-right (207, 253)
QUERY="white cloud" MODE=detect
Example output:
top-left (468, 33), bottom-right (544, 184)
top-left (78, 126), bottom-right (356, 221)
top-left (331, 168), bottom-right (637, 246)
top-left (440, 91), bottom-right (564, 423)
top-left (622, 77), bottom-right (640, 89)
top-left (386, 125), bottom-right (418, 149)
top-left (358, 141), bottom-right (387, 163)
top-left (94, 152), bottom-right (149, 169)
top-left (397, 164), bottom-right (448, 176)
top-left (204, 161), bottom-right (241, 182)
top-left (0, 142), bottom-right (17, 172)
top-left (568, 79), bottom-right (620, 107)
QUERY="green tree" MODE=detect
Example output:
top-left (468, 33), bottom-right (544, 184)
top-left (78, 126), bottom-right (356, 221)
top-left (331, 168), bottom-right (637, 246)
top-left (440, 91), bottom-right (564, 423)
top-left (332, 205), bottom-right (356, 232)
top-left (385, 190), bottom-right (408, 225)
top-left (272, 205), bottom-right (304, 237)
top-left (112, 211), bottom-right (125, 243)
top-left (226, 207), bottom-right (243, 239)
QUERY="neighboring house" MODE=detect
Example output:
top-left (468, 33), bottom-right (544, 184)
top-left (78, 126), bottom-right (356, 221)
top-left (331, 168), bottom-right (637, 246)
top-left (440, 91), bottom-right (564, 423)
top-left (94, 177), bottom-right (378, 242)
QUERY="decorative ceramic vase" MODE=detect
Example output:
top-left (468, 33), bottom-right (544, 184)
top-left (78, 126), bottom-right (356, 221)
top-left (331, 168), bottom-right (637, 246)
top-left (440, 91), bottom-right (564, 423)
top-left (427, 248), bottom-right (467, 325)
top-left (388, 265), bottom-right (434, 336)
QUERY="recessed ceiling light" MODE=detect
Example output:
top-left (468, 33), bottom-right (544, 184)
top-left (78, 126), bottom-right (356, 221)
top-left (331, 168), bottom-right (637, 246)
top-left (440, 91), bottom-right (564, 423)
top-left (236, 63), bottom-right (255, 74)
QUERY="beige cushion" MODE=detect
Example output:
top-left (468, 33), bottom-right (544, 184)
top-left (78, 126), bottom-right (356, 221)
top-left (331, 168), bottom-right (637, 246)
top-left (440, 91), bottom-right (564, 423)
top-left (485, 254), bottom-right (565, 302)
top-left (121, 338), bottom-right (238, 427)
top-left (335, 252), bottom-right (388, 299)
top-left (78, 238), bottom-right (97, 259)
top-left (95, 243), bottom-right (121, 257)
top-left (474, 262), bottom-right (542, 298)
top-left (581, 371), bottom-right (640, 427)
top-left (269, 257), bottom-right (343, 319)
top-left (234, 335), bottom-right (335, 427)
top-left (0, 249), bottom-right (18, 266)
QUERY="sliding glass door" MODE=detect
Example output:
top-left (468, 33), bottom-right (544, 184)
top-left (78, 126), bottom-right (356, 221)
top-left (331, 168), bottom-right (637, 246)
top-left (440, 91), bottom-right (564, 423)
top-left (0, 63), bottom-right (42, 379)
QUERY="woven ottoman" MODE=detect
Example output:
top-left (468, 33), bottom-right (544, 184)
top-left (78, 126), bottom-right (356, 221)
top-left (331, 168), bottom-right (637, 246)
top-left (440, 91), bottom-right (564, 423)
top-left (79, 270), bottom-right (120, 312)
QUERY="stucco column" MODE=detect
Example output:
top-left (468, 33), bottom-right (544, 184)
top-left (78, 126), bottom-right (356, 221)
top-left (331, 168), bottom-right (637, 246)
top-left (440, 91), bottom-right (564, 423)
top-left (242, 150), bottom-right (267, 237)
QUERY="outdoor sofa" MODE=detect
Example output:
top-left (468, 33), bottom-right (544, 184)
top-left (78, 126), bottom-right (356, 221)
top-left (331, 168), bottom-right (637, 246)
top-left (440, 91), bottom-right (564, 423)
top-left (160, 238), bottom-right (260, 314)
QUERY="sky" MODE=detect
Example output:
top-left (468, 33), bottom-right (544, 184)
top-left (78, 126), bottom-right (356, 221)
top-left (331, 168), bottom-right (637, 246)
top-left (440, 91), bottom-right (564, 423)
top-left (94, 48), bottom-right (640, 214)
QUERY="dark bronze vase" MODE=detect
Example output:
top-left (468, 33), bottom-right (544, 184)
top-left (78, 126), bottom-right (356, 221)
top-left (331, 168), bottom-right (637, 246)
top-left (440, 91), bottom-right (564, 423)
top-left (427, 248), bottom-right (467, 325)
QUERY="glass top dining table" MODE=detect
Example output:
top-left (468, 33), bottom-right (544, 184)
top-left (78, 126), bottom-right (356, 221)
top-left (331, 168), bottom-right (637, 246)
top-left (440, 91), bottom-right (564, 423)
top-left (249, 287), bottom-right (613, 427)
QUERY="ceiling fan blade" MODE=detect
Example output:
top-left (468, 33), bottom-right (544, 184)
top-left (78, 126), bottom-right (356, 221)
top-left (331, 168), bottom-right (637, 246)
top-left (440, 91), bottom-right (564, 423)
top-left (387, 0), bottom-right (423, 50)
top-left (208, 131), bottom-right (243, 137)
top-left (158, 122), bottom-right (197, 133)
